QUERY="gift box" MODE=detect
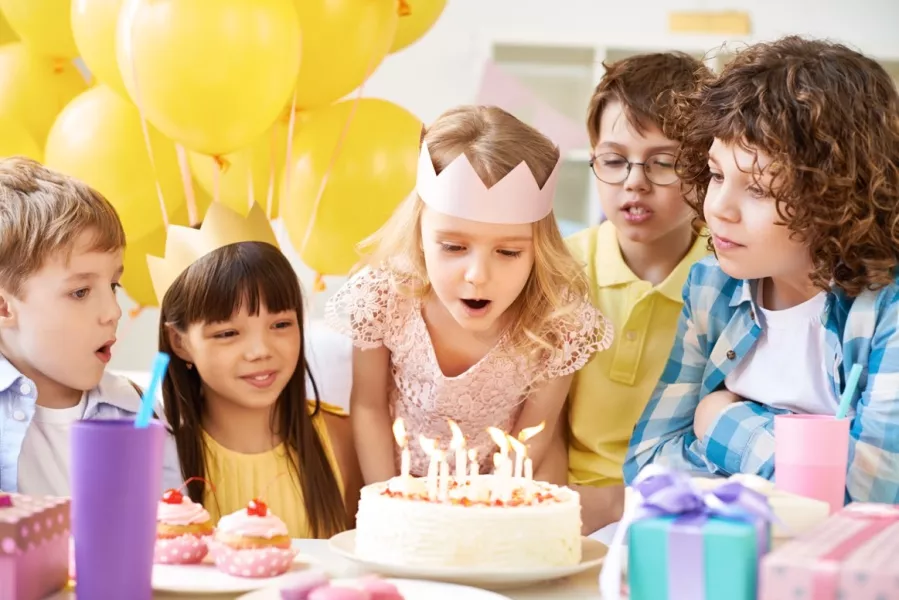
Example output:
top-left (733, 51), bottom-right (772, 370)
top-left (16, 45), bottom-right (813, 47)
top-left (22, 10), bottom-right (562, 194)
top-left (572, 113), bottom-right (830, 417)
top-left (760, 503), bottom-right (899, 600)
top-left (0, 493), bottom-right (71, 600)
top-left (601, 468), bottom-right (774, 600)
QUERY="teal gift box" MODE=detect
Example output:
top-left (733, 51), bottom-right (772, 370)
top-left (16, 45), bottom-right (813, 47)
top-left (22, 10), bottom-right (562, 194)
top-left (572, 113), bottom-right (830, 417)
top-left (628, 513), bottom-right (769, 600)
top-left (598, 468), bottom-right (774, 600)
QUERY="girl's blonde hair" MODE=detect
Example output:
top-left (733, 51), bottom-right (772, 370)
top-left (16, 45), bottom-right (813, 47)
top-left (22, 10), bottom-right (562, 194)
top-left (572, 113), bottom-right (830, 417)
top-left (358, 105), bottom-right (590, 361)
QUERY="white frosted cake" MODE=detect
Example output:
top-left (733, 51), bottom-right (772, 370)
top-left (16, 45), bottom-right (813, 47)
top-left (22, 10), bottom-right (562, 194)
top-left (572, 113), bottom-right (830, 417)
top-left (354, 474), bottom-right (582, 569)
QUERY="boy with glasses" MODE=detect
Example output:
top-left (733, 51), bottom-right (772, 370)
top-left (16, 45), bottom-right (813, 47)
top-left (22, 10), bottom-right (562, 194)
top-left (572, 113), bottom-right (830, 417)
top-left (563, 52), bottom-right (712, 534)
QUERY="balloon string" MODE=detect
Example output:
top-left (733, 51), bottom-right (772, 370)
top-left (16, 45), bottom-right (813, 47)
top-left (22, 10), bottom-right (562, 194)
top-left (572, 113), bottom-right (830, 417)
top-left (295, 27), bottom-right (388, 275)
top-left (122, 0), bottom-right (169, 229)
top-left (247, 159), bottom-right (255, 212)
top-left (282, 88), bottom-right (298, 219)
top-left (266, 125), bottom-right (278, 219)
top-left (175, 144), bottom-right (198, 226)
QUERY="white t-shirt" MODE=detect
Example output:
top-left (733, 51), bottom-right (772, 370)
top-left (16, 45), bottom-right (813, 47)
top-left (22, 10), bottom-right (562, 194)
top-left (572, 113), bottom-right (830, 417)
top-left (18, 395), bottom-right (88, 496)
top-left (725, 283), bottom-right (839, 414)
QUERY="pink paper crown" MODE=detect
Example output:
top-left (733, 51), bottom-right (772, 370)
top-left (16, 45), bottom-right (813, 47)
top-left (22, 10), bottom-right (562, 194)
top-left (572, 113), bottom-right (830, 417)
top-left (415, 141), bottom-right (560, 225)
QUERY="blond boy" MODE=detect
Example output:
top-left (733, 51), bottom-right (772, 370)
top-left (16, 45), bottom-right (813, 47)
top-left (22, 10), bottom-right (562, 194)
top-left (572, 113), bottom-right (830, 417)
top-left (0, 157), bottom-right (179, 494)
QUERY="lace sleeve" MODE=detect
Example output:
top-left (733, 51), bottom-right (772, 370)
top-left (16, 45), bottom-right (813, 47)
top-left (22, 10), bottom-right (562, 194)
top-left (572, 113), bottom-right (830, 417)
top-left (541, 294), bottom-right (614, 380)
top-left (324, 267), bottom-right (393, 350)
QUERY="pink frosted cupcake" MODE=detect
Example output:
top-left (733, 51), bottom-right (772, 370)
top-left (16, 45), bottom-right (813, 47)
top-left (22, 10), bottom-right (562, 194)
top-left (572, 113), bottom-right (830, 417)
top-left (209, 498), bottom-right (297, 578)
top-left (154, 487), bottom-right (215, 565)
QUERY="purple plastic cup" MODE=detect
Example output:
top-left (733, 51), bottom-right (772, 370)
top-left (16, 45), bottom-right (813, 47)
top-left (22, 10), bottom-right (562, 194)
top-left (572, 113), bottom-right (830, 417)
top-left (71, 419), bottom-right (165, 600)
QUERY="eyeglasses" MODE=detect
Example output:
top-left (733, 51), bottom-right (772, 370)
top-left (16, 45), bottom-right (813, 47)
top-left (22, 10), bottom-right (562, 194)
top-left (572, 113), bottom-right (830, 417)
top-left (589, 153), bottom-right (679, 186)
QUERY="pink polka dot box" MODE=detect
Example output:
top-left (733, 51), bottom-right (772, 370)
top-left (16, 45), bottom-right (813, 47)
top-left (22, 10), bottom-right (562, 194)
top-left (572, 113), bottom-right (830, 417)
top-left (0, 493), bottom-right (70, 600)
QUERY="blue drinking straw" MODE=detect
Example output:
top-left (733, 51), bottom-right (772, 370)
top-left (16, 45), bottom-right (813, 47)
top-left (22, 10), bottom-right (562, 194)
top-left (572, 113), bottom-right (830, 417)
top-left (835, 363), bottom-right (863, 420)
top-left (134, 352), bottom-right (170, 428)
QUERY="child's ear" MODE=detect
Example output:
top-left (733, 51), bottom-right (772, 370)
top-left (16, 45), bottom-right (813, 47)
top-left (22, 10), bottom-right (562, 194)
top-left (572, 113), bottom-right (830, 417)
top-left (165, 323), bottom-right (194, 364)
top-left (0, 288), bottom-right (17, 329)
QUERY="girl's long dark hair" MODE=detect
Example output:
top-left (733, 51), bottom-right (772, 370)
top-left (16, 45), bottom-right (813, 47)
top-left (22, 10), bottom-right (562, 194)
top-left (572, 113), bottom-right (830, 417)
top-left (158, 241), bottom-right (346, 538)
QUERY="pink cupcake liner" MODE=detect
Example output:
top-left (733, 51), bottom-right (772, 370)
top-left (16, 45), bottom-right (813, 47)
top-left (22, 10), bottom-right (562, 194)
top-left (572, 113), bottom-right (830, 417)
top-left (154, 534), bottom-right (211, 565)
top-left (208, 539), bottom-right (298, 578)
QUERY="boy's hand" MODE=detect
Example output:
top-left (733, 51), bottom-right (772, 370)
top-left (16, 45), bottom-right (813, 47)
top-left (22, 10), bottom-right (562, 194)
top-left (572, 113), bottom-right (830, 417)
top-left (693, 390), bottom-right (740, 439)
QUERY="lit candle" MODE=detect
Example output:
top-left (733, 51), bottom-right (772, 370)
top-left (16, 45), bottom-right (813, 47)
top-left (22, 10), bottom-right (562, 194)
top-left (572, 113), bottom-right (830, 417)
top-left (517, 421), bottom-right (546, 484)
top-left (419, 434), bottom-right (438, 501)
top-left (468, 448), bottom-right (478, 480)
top-left (392, 418), bottom-right (411, 494)
top-left (518, 421), bottom-right (546, 444)
top-left (448, 420), bottom-right (466, 482)
top-left (437, 451), bottom-right (449, 501)
top-left (492, 453), bottom-right (503, 501)
top-left (487, 427), bottom-right (511, 501)
top-left (508, 436), bottom-right (526, 480)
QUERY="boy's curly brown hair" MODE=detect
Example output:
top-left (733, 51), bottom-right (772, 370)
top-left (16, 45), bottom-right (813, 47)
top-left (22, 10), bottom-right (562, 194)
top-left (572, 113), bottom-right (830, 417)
top-left (676, 36), bottom-right (899, 297)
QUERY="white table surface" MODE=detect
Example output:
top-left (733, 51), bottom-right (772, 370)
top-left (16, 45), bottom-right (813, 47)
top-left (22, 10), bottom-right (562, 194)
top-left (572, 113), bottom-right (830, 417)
top-left (52, 537), bottom-right (612, 600)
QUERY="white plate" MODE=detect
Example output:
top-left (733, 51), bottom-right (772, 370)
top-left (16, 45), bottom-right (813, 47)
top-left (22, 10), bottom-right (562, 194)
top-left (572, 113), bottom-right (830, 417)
top-left (327, 530), bottom-right (607, 589)
top-left (239, 577), bottom-right (511, 600)
top-left (151, 550), bottom-right (318, 594)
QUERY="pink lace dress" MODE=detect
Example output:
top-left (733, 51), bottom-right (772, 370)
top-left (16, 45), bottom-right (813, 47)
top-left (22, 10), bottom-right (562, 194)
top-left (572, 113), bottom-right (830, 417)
top-left (325, 267), bottom-right (613, 476)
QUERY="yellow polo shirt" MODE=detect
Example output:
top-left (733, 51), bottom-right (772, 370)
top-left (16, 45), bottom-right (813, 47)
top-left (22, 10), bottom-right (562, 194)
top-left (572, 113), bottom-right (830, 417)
top-left (566, 220), bottom-right (709, 487)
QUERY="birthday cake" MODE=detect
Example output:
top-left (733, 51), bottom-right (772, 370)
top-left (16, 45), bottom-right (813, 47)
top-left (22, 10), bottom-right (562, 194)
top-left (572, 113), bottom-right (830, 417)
top-left (354, 474), bottom-right (582, 569)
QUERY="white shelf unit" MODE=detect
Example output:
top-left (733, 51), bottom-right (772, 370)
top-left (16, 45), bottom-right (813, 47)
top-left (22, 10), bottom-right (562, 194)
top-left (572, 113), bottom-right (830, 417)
top-left (487, 39), bottom-right (899, 233)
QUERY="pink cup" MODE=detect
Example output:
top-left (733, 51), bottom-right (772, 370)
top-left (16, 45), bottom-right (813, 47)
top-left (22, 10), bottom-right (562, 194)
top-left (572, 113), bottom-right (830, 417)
top-left (774, 414), bottom-right (849, 514)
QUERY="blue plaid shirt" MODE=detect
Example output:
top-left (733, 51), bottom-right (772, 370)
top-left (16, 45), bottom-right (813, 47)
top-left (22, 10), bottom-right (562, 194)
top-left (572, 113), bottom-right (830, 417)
top-left (624, 256), bottom-right (899, 504)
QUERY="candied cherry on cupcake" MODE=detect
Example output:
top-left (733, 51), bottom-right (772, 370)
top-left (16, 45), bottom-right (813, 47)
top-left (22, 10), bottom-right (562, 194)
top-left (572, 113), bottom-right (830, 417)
top-left (209, 478), bottom-right (299, 578)
top-left (154, 477), bottom-right (217, 565)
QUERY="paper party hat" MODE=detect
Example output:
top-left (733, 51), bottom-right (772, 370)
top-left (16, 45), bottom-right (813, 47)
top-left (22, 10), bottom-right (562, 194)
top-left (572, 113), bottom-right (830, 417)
top-left (147, 202), bottom-right (279, 301)
top-left (415, 141), bottom-right (560, 225)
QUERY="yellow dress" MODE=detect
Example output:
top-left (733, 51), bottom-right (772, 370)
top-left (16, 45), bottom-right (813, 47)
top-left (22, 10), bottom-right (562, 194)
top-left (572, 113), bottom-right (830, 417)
top-left (201, 400), bottom-right (346, 538)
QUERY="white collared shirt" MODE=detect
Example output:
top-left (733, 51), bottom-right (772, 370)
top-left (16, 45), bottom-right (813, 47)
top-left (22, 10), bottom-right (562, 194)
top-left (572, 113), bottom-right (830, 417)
top-left (0, 354), bottom-right (182, 493)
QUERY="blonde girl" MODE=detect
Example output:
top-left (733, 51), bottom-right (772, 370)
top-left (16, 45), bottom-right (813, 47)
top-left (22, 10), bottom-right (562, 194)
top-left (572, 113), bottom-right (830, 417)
top-left (327, 105), bottom-right (613, 485)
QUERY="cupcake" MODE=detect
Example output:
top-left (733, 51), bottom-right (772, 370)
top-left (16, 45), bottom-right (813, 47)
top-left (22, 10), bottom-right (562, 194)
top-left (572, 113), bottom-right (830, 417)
top-left (209, 498), bottom-right (297, 578)
top-left (154, 487), bottom-right (215, 565)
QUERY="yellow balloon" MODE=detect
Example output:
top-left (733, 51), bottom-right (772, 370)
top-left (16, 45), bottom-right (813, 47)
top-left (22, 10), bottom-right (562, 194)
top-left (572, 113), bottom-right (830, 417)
top-left (0, 0), bottom-right (78, 58)
top-left (0, 116), bottom-right (41, 161)
top-left (44, 85), bottom-right (186, 242)
top-left (293, 0), bottom-right (398, 110)
top-left (0, 9), bottom-right (18, 44)
top-left (72, 0), bottom-right (129, 97)
top-left (0, 43), bottom-right (87, 147)
top-left (281, 98), bottom-right (421, 275)
top-left (121, 226), bottom-right (165, 307)
top-left (391, 0), bottom-right (446, 53)
top-left (188, 119), bottom-right (289, 219)
top-left (117, 0), bottom-right (301, 156)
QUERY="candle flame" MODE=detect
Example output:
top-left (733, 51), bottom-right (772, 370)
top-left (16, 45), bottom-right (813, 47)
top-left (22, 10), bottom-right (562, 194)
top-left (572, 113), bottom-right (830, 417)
top-left (518, 421), bottom-right (546, 442)
top-left (487, 427), bottom-right (510, 454)
top-left (418, 434), bottom-right (437, 457)
top-left (448, 420), bottom-right (465, 450)
top-left (392, 418), bottom-right (407, 447)
top-left (467, 448), bottom-right (477, 461)
top-left (508, 435), bottom-right (526, 455)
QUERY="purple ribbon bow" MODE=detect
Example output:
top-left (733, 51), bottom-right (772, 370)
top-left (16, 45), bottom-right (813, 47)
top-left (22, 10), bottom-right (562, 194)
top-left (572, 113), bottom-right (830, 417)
top-left (631, 470), bottom-right (776, 600)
